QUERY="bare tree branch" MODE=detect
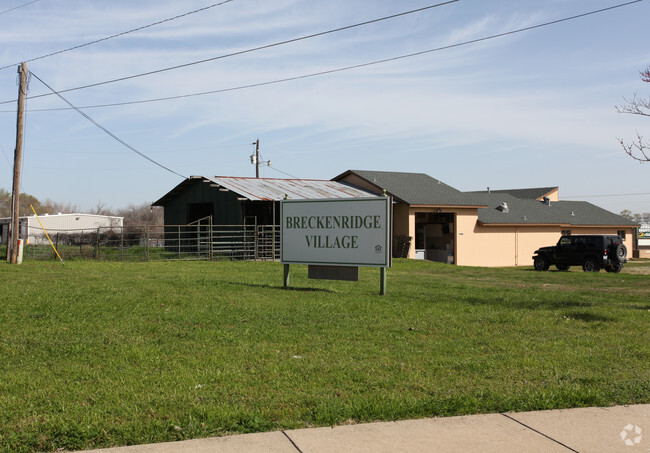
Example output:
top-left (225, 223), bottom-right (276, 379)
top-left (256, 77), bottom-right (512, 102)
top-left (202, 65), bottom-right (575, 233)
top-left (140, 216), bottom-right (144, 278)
top-left (641, 68), bottom-right (650, 83)
top-left (618, 132), bottom-right (650, 162)
top-left (93, 200), bottom-right (111, 216)
top-left (618, 66), bottom-right (650, 162)
top-left (616, 93), bottom-right (650, 116)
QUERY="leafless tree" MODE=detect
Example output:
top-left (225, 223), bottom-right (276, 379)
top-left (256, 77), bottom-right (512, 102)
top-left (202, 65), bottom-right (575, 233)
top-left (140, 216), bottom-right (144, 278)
top-left (40, 198), bottom-right (80, 214)
top-left (116, 202), bottom-right (163, 226)
top-left (92, 200), bottom-right (112, 216)
top-left (1, 189), bottom-right (164, 227)
top-left (617, 67), bottom-right (650, 162)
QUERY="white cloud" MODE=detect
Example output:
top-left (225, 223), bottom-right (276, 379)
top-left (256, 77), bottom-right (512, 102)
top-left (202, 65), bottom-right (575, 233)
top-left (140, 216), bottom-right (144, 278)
top-left (0, 0), bottom-right (648, 212)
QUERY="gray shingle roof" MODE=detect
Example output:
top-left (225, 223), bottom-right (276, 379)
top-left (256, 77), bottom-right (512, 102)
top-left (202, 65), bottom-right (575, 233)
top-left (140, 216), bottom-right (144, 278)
top-left (468, 187), bottom-right (557, 200)
top-left (475, 194), bottom-right (638, 226)
top-left (333, 170), bottom-right (486, 206)
top-left (335, 170), bottom-right (636, 227)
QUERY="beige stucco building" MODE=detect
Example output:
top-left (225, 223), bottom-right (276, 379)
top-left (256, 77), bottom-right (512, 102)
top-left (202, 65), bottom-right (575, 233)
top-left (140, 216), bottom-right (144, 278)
top-left (334, 170), bottom-right (638, 267)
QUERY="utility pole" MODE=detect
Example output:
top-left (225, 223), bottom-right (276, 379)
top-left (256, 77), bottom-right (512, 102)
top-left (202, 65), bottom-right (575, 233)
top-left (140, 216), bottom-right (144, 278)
top-left (254, 139), bottom-right (260, 178)
top-left (9, 62), bottom-right (27, 264)
top-left (250, 139), bottom-right (271, 178)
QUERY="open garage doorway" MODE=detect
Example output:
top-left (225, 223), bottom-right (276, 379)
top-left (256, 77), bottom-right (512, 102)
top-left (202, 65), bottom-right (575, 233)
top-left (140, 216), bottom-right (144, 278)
top-left (414, 212), bottom-right (455, 264)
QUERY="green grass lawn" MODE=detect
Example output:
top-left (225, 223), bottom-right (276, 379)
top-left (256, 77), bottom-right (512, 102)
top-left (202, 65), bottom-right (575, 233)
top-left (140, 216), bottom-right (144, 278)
top-left (0, 259), bottom-right (648, 451)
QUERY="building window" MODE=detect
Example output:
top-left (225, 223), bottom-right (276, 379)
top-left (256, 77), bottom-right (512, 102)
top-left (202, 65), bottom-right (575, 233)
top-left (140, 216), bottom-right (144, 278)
top-left (618, 230), bottom-right (626, 239)
top-left (562, 230), bottom-right (571, 236)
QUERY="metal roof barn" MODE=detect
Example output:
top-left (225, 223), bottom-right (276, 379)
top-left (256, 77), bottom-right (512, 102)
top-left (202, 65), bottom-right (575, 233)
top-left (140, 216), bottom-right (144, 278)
top-left (153, 176), bottom-right (378, 227)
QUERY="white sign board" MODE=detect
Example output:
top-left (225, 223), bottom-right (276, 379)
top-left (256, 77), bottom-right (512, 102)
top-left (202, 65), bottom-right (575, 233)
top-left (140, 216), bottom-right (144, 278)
top-left (640, 223), bottom-right (650, 238)
top-left (281, 197), bottom-right (391, 267)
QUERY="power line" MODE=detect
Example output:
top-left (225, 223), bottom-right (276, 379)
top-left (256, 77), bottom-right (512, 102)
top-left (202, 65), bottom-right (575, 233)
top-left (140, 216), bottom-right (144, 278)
top-left (0, 0), bottom-right (40, 16)
top-left (563, 192), bottom-right (650, 199)
top-left (28, 71), bottom-right (187, 179)
top-left (0, 0), bottom-right (234, 71)
top-left (0, 142), bottom-right (12, 170)
top-left (1, 0), bottom-right (641, 111)
top-left (5, 1), bottom-right (460, 103)
top-left (267, 166), bottom-right (300, 179)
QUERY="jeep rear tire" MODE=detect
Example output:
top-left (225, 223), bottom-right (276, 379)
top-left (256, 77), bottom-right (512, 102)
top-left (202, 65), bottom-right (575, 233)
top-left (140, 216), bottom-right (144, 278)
top-left (582, 257), bottom-right (600, 272)
top-left (613, 244), bottom-right (627, 262)
top-left (534, 256), bottom-right (550, 271)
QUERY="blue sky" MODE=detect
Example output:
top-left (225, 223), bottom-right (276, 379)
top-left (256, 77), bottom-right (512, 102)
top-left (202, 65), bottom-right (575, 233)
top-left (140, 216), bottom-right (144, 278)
top-left (0, 0), bottom-right (648, 214)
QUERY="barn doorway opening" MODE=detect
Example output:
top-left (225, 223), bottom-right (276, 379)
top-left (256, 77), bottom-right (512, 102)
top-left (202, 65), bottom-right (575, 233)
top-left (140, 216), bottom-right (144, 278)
top-left (188, 202), bottom-right (214, 224)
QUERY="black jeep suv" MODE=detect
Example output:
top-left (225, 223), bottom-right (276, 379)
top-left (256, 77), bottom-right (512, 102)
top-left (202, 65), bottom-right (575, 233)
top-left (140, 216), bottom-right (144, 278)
top-left (533, 235), bottom-right (627, 273)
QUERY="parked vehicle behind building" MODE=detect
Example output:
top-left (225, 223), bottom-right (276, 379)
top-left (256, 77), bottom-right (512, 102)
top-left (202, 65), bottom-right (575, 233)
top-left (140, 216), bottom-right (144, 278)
top-left (533, 235), bottom-right (627, 273)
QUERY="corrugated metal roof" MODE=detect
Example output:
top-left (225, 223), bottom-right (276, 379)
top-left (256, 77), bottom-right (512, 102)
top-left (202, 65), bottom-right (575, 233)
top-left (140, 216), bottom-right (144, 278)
top-left (204, 176), bottom-right (377, 201)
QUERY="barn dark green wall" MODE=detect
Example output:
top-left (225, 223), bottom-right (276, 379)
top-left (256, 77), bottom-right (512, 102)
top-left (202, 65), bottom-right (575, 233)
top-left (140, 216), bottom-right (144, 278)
top-left (160, 180), bottom-right (243, 226)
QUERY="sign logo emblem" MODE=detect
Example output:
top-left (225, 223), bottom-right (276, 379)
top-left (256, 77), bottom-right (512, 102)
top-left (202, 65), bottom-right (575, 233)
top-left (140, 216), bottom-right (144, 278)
top-left (620, 424), bottom-right (642, 446)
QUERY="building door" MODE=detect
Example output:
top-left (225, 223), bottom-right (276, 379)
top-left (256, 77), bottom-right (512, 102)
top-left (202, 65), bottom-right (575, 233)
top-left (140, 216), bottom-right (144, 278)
top-left (415, 212), bottom-right (455, 264)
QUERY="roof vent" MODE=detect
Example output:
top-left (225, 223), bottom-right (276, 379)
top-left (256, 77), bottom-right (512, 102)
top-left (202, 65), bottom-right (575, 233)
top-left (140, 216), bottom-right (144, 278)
top-left (543, 196), bottom-right (550, 206)
top-left (571, 211), bottom-right (575, 216)
top-left (497, 202), bottom-right (509, 213)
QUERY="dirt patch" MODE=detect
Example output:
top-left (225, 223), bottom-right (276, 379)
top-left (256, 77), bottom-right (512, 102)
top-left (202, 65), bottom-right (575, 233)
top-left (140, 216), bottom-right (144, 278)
top-left (626, 266), bottom-right (650, 275)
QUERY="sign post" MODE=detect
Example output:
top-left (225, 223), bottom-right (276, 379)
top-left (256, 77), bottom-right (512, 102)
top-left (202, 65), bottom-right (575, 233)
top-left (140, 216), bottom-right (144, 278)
top-left (283, 263), bottom-right (290, 288)
top-left (281, 197), bottom-right (392, 294)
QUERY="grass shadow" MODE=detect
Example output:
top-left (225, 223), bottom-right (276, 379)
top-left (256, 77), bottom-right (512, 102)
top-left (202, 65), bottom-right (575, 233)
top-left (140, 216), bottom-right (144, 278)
top-left (464, 296), bottom-right (592, 310)
top-left (523, 269), bottom-right (572, 273)
top-left (618, 303), bottom-right (650, 310)
top-left (547, 300), bottom-right (593, 308)
top-left (233, 282), bottom-right (335, 293)
top-left (281, 286), bottom-right (335, 293)
top-left (562, 311), bottom-right (615, 322)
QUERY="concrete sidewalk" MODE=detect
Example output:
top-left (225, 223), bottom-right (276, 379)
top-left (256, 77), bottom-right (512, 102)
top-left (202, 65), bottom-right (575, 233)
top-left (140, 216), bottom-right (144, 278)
top-left (86, 404), bottom-right (648, 453)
